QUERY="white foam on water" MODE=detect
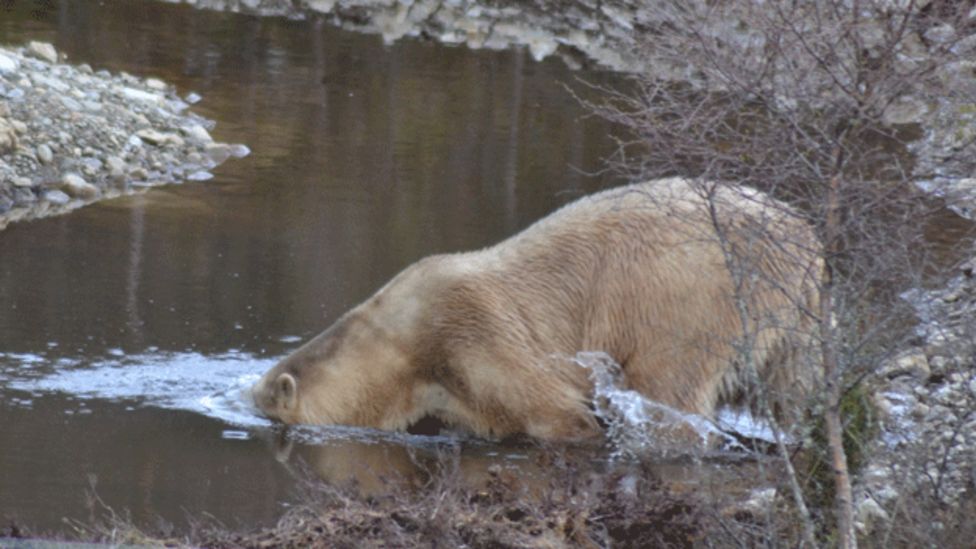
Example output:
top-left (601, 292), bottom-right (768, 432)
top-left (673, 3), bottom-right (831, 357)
top-left (574, 351), bottom-right (750, 459)
top-left (715, 407), bottom-right (779, 443)
top-left (4, 350), bottom-right (276, 428)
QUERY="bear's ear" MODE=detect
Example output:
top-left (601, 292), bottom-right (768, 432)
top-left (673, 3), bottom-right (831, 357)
top-left (276, 372), bottom-right (298, 411)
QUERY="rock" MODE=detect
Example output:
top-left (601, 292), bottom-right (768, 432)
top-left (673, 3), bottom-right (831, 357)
top-left (26, 41), bottom-right (59, 64)
top-left (120, 87), bottom-right (163, 103)
top-left (105, 155), bottom-right (126, 176)
top-left (0, 52), bottom-right (18, 74)
top-left (187, 170), bottom-right (213, 181)
top-left (135, 129), bottom-right (184, 147)
top-left (923, 23), bottom-right (956, 44)
top-left (12, 177), bottom-right (33, 188)
top-left (205, 143), bottom-right (233, 163)
top-left (881, 351), bottom-right (930, 380)
top-left (883, 96), bottom-right (930, 126)
top-left (60, 96), bottom-right (83, 111)
top-left (960, 257), bottom-right (976, 278)
top-left (9, 119), bottom-right (27, 134)
top-left (44, 190), bottom-right (70, 205)
top-left (856, 497), bottom-right (889, 534)
top-left (60, 173), bottom-right (99, 199)
top-left (228, 144), bottom-right (251, 158)
top-left (144, 77), bottom-right (167, 91)
top-left (36, 144), bottom-right (53, 165)
top-left (306, 0), bottom-right (338, 13)
top-left (182, 124), bottom-right (213, 143)
top-left (732, 488), bottom-right (778, 516)
top-left (0, 118), bottom-right (17, 153)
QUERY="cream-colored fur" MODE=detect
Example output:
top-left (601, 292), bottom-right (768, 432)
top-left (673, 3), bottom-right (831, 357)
top-left (252, 178), bottom-right (822, 441)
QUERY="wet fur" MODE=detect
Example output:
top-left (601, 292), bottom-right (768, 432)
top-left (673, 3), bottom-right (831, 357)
top-left (252, 178), bottom-right (821, 441)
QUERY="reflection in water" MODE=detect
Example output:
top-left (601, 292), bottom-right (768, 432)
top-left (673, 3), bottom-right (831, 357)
top-left (502, 48), bottom-right (524, 232)
top-left (271, 426), bottom-right (778, 510)
top-left (126, 195), bottom-right (146, 348)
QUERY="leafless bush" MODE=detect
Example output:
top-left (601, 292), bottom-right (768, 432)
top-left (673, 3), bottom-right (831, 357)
top-left (584, 1), bottom-right (976, 547)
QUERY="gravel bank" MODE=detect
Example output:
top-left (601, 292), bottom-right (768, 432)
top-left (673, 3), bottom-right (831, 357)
top-left (0, 41), bottom-right (248, 230)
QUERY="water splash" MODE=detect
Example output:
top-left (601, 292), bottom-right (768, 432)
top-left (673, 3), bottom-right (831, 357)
top-left (573, 351), bottom-right (750, 459)
top-left (2, 350), bottom-right (275, 428)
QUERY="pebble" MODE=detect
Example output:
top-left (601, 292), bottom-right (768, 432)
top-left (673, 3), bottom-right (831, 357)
top-left (60, 96), bottom-right (83, 111)
top-left (182, 124), bottom-right (213, 143)
top-left (12, 177), bottom-right (33, 188)
top-left (60, 173), bottom-right (99, 199)
top-left (26, 41), bottom-right (58, 64)
top-left (882, 351), bottom-right (930, 379)
top-left (105, 155), bottom-right (126, 176)
top-left (135, 129), bottom-right (184, 147)
top-left (145, 77), bottom-right (168, 91)
top-left (0, 53), bottom-right (18, 74)
top-left (120, 87), bottom-right (163, 104)
top-left (0, 119), bottom-right (16, 152)
top-left (44, 190), bottom-right (70, 205)
top-left (36, 144), bottom-right (53, 164)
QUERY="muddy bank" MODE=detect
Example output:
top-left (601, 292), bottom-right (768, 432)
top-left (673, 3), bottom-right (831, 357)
top-left (0, 41), bottom-right (247, 230)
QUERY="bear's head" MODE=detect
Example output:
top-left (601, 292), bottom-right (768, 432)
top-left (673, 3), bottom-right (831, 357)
top-left (251, 258), bottom-right (447, 430)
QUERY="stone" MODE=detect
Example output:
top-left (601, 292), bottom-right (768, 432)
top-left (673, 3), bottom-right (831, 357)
top-left (0, 118), bottom-right (16, 153)
top-left (205, 143), bottom-right (233, 163)
top-left (924, 23), bottom-right (956, 44)
top-left (36, 144), bottom-right (53, 164)
top-left (26, 41), bottom-right (58, 64)
top-left (0, 53), bottom-right (18, 74)
top-left (10, 119), bottom-right (27, 134)
top-left (120, 87), bottom-right (163, 103)
top-left (105, 155), bottom-right (126, 176)
top-left (883, 96), bottom-right (929, 126)
top-left (135, 129), bottom-right (184, 147)
top-left (182, 124), bottom-right (212, 143)
top-left (60, 173), bottom-right (99, 199)
top-left (12, 177), bottom-right (33, 188)
top-left (856, 497), bottom-right (889, 533)
top-left (145, 77), bottom-right (167, 91)
top-left (60, 96), bottom-right (83, 111)
top-left (881, 351), bottom-right (930, 380)
top-left (44, 190), bottom-right (70, 205)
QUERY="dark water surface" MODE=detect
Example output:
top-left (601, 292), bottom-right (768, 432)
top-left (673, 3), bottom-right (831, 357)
top-left (0, 0), bottom-right (631, 533)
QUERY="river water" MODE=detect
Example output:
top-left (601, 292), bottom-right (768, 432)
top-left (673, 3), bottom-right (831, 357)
top-left (0, 0), bottom-right (643, 534)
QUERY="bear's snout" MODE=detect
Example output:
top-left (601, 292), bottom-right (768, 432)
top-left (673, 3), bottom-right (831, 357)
top-left (250, 377), bottom-right (277, 420)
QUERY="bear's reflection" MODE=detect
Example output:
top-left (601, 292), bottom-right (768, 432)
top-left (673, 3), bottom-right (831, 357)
top-left (268, 427), bottom-right (551, 497)
top-left (265, 426), bottom-right (774, 502)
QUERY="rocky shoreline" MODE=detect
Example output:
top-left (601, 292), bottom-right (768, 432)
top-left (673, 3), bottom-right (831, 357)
top-left (0, 41), bottom-right (247, 230)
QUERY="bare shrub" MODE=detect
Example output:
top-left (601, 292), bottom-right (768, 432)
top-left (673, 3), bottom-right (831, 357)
top-left (583, 1), bottom-right (976, 547)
